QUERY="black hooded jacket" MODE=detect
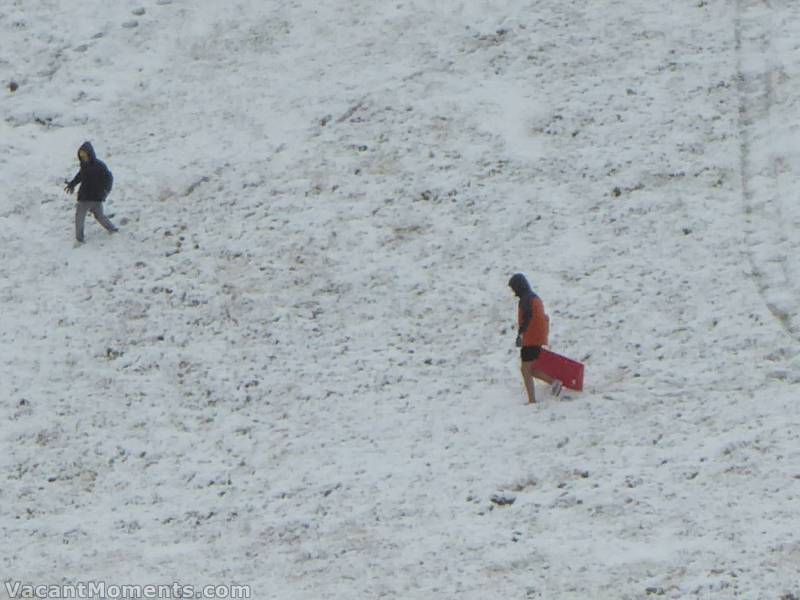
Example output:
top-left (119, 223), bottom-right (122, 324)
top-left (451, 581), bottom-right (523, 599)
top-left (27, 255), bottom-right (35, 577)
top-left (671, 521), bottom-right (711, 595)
top-left (508, 273), bottom-right (538, 335)
top-left (67, 142), bottom-right (114, 202)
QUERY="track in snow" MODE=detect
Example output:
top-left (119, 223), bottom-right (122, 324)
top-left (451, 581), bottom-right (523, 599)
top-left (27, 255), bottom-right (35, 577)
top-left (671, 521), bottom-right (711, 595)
top-left (735, 0), bottom-right (800, 342)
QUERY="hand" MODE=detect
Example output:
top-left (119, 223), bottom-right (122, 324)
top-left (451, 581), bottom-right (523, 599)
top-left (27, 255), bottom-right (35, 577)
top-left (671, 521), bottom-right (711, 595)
top-left (64, 182), bottom-right (75, 194)
top-left (515, 334), bottom-right (523, 348)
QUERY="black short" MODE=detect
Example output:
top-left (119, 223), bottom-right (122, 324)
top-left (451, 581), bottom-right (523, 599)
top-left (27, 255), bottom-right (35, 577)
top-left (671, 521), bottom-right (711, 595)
top-left (520, 346), bottom-right (541, 362)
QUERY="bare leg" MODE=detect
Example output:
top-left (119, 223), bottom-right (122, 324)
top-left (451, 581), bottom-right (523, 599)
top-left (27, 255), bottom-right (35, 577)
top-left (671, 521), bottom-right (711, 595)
top-left (521, 361), bottom-right (536, 404)
top-left (533, 368), bottom-right (562, 397)
top-left (532, 369), bottom-right (555, 384)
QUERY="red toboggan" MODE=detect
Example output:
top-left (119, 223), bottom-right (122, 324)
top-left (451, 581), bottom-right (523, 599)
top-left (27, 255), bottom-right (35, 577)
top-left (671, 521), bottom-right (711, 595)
top-left (533, 348), bottom-right (585, 391)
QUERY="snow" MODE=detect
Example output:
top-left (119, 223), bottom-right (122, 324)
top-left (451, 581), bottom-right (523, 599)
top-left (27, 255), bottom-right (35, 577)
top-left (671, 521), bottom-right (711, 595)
top-left (2, 0), bottom-right (800, 598)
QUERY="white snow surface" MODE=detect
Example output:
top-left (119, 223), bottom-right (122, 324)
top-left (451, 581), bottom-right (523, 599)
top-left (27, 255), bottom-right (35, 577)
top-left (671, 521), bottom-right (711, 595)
top-left (2, 0), bottom-right (800, 598)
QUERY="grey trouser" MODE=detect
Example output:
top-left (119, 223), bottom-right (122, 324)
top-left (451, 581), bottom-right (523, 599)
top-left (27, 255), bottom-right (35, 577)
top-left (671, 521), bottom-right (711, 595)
top-left (75, 201), bottom-right (117, 241)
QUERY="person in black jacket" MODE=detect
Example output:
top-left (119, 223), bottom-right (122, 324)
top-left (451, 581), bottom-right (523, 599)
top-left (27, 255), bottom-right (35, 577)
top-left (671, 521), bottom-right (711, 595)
top-left (64, 142), bottom-right (118, 243)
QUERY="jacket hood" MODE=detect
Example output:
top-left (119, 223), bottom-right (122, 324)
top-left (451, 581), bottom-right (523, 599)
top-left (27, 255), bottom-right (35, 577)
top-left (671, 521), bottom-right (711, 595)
top-left (508, 273), bottom-right (533, 297)
top-left (78, 141), bottom-right (96, 162)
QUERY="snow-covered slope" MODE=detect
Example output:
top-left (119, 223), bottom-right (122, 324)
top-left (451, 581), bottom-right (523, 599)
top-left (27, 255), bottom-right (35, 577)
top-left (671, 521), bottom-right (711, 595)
top-left (2, 1), bottom-right (800, 598)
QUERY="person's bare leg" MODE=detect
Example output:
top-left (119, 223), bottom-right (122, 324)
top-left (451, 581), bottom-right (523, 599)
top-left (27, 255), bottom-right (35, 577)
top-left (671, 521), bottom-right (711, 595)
top-left (533, 369), bottom-right (562, 396)
top-left (532, 369), bottom-right (554, 384)
top-left (521, 361), bottom-right (536, 404)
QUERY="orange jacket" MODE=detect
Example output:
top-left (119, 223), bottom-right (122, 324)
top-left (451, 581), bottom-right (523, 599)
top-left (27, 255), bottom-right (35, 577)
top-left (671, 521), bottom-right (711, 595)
top-left (518, 295), bottom-right (549, 347)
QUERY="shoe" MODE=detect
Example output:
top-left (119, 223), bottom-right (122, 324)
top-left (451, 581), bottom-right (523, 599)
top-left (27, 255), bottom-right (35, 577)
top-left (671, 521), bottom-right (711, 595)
top-left (550, 380), bottom-right (563, 397)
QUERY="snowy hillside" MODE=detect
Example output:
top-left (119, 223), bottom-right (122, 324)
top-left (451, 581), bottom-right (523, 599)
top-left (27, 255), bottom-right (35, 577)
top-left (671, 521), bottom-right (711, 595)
top-left (2, 0), bottom-right (800, 598)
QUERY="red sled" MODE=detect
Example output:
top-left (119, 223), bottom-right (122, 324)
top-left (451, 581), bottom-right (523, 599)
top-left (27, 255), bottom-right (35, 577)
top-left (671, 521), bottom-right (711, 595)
top-left (533, 348), bottom-right (585, 391)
